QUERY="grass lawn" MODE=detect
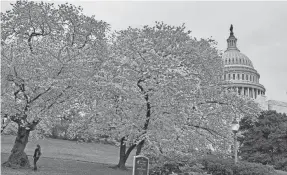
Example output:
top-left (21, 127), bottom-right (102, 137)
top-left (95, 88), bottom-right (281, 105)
top-left (2, 135), bottom-right (287, 175)
top-left (1, 135), bottom-right (135, 175)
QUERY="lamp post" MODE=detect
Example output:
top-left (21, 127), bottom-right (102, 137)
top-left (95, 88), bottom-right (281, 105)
top-left (231, 118), bottom-right (239, 164)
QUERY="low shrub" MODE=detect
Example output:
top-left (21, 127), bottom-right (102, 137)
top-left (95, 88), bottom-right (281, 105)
top-left (197, 155), bottom-right (277, 175)
top-left (199, 156), bottom-right (234, 175)
top-left (146, 151), bottom-right (210, 175)
top-left (234, 161), bottom-right (276, 175)
top-left (274, 158), bottom-right (287, 172)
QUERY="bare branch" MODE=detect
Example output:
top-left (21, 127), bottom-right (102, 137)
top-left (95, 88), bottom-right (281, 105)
top-left (38, 86), bottom-right (72, 114)
top-left (187, 123), bottom-right (227, 139)
top-left (26, 119), bottom-right (41, 131)
top-left (78, 33), bottom-right (91, 49)
top-left (137, 79), bottom-right (145, 92)
top-left (137, 51), bottom-right (146, 62)
top-left (198, 100), bottom-right (230, 106)
top-left (29, 86), bottom-right (53, 104)
top-left (9, 114), bottom-right (22, 124)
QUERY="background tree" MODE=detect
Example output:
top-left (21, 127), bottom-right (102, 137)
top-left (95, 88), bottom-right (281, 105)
top-left (1, 1), bottom-right (109, 167)
top-left (239, 110), bottom-right (287, 171)
top-left (96, 22), bottom-right (261, 169)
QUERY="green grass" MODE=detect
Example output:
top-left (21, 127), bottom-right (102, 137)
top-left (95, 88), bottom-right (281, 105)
top-left (1, 135), bottom-right (135, 175)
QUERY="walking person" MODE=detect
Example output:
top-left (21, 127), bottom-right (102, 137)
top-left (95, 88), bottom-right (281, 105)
top-left (33, 144), bottom-right (41, 171)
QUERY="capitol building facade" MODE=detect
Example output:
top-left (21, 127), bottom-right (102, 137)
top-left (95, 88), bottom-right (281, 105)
top-left (222, 25), bottom-right (287, 113)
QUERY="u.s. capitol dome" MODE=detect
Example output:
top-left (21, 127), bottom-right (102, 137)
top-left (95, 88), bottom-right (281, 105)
top-left (222, 25), bottom-right (266, 99)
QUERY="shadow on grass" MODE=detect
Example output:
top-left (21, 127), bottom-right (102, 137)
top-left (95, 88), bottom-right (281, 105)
top-left (1, 153), bottom-right (132, 175)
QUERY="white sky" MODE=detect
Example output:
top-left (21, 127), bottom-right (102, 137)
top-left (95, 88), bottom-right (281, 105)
top-left (1, 0), bottom-right (287, 102)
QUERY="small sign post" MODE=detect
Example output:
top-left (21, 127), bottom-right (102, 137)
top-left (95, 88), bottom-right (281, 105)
top-left (133, 155), bottom-right (149, 175)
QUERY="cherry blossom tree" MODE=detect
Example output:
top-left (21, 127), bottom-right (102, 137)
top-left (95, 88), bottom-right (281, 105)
top-left (96, 22), bottom-right (261, 169)
top-left (1, 1), bottom-right (109, 167)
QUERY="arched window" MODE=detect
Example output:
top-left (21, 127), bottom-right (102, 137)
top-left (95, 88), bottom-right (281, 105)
top-left (224, 74), bottom-right (226, 80)
top-left (240, 59), bottom-right (241, 63)
top-left (232, 58), bottom-right (234, 64)
top-left (237, 74), bottom-right (240, 80)
top-left (229, 59), bottom-right (231, 64)
top-left (242, 74), bottom-right (244, 80)
top-left (228, 74), bottom-right (231, 80)
top-left (233, 74), bottom-right (235, 80)
top-left (246, 74), bottom-right (248, 80)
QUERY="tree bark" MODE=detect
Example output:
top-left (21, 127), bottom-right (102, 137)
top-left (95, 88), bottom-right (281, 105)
top-left (3, 125), bottom-right (31, 168)
top-left (116, 136), bottom-right (136, 170)
top-left (136, 140), bottom-right (145, 155)
top-left (117, 137), bottom-right (127, 169)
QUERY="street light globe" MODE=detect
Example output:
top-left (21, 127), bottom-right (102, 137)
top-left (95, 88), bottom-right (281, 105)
top-left (231, 119), bottom-right (239, 133)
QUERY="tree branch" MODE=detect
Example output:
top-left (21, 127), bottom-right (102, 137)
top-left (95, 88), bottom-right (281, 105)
top-left (26, 119), bottom-right (41, 131)
top-left (78, 33), bottom-right (91, 49)
top-left (124, 144), bottom-right (137, 162)
top-left (9, 114), bottom-right (22, 124)
top-left (198, 100), bottom-right (230, 106)
top-left (187, 123), bottom-right (227, 138)
top-left (38, 86), bottom-right (72, 114)
top-left (29, 86), bottom-right (53, 104)
top-left (137, 79), bottom-right (145, 92)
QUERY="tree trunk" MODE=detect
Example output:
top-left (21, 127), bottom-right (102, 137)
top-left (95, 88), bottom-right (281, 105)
top-left (136, 140), bottom-right (145, 155)
top-left (3, 126), bottom-right (31, 168)
top-left (116, 136), bottom-right (136, 170)
top-left (117, 137), bottom-right (127, 169)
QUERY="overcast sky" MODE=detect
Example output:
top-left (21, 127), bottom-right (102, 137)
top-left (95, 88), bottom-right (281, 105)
top-left (1, 1), bottom-right (287, 102)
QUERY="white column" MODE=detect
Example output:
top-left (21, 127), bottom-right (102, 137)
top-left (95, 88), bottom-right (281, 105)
top-left (247, 88), bottom-right (250, 97)
top-left (254, 89), bottom-right (257, 98)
